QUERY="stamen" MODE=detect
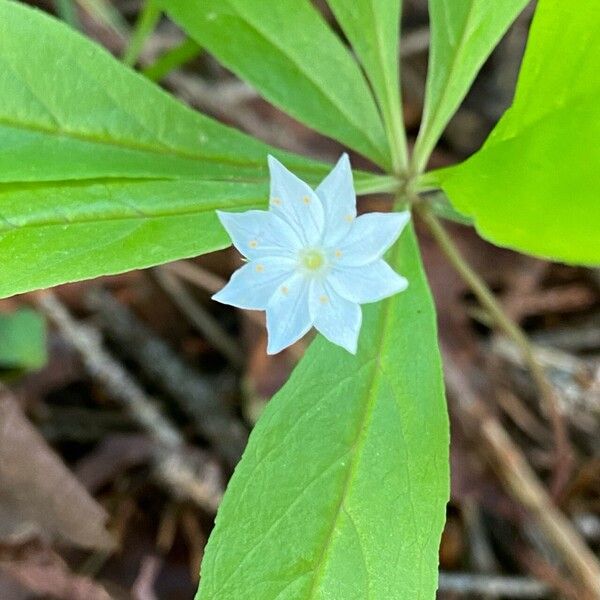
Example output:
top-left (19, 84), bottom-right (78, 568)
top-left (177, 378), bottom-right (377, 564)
top-left (281, 285), bottom-right (289, 295)
top-left (255, 264), bottom-right (264, 273)
top-left (319, 295), bottom-right (329, 304)
top-left (344, 214), bottom-right (354, 223)
top-left (334, 249), bottom-right (342, 258)
top-left (302, 196), bottom-right (311, 204)
top-left (271, 197), bottom-right (282, 206)
top-left (249, 239), bottom-right (258, 249)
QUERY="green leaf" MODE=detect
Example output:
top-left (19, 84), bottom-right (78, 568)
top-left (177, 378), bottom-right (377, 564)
top-left (438, 0), bottom-right (600, 266)
top-left (0, 1), bottom-right (398, 298)
top-left (0, 0), bottom-right (325, 184)
top-left (196, 224), bottom-right (449, 599)
top-left (162, 0), bottom-right (391, 169)
top-left (0, 179), bottom-right (265, 299)
top-left (412, 0), bottom-right (529, 172)
top-left (327, 0), bottom-right (407, 173)
top-left (0, 309), bottom-right (47, 371)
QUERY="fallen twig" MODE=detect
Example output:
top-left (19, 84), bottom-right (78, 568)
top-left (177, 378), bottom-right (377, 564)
top-left (153, 266), bottom-right (244, 368)
top-left (438, 572), bottom-right (550, 598)
top-left (36, 291), bottom-right (224, 512)
top-left (443, 349), bottom-right (600, 599)
top-left (85, 287), bottom-right (248, 469)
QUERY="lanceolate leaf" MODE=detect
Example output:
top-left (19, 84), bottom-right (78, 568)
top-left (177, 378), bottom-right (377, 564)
top-left (196, 224), bottom-right (449, 599)
top-left (327, 0), bottom-right (407, 173)
top-left (0, 0), bottom-right (325, 184)
top-left (412, 0), bottom-right (529, 172)
top-left (439, 0), bottom-right (600, 265)
top-left (0, 1), bottom-right (396, 299)
top-left (162, 0), bottom-right (391, 169)
top-left (0, 180), bottom-right (265, 299)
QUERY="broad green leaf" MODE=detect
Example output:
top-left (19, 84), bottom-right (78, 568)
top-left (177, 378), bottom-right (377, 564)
top-left (0, 309), bottom-right (47, 371)
top-left (196, 224), bottom-right (449, 599)
top-left (412, 0), bottom-right (529, 172)
top-left (0, 1), bottom-right (397, 299)
top-left (0, 0), bottom-right (325, 184)
top-left (0, 179), bottom-right (266, 299)
top-left (327, 0), bottom-right (408, 173)
top-left (438, 0), bottom-right (600, 266)
top-left (162, 0), bottom-right (391, 169)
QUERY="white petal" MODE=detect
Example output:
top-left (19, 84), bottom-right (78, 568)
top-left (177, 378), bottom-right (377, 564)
top-left (268, 155), bottom-right (324, 245)
top-left (212, 257), bottom-right (296, 310)
top-left (328, 259), bottom-right (409, 304)
top-left (337, 211), bottom-right (410, 266)
top-left (316, 153), bottom-right (356, 245)
top-left (265, 272), bottom-right (312, 354)
top-left (217, 210), bottom-right (301, 259)
top-left (309, 280), bottom-right (362, 354)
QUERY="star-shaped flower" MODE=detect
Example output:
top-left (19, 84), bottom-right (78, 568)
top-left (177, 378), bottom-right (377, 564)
top-left (213, 154), bottom-right (410, 354)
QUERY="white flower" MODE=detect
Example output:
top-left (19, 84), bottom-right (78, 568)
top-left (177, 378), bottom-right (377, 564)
top-left (212, 154), bottom-right (410, 355)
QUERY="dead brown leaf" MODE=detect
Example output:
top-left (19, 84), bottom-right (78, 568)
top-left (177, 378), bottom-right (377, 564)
top-left (0, 391), bottom-right (115, 550)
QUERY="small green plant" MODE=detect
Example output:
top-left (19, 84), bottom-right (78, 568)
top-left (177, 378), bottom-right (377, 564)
top-left (0, 0), bottom-right (598, 597)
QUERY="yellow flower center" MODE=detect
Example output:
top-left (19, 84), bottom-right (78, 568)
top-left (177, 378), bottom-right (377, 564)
top-left (301, 249), bottom-right (325, 271)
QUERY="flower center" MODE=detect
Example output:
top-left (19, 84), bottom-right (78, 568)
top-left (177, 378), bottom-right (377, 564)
top-left (300, 248), bottom-right (325, 272)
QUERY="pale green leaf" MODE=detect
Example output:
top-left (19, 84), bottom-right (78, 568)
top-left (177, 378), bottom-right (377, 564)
top-left (0, 309), bottom-right (47, 371)
top-left (327, 0), bottom-right (408, 173)
top-left (413, 0), bottom-right (529, 172)
top-left (439, 0), bottom-right (600, 265)
top-left (196, 224), bottom-right (449, 599)
top-left (162, 0), bottom-right (391, 169)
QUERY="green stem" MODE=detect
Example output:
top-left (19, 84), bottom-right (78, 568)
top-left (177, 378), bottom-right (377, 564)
top-left (417, 204), bottom-right (572, 494)
top-left (122, 0), bottom-right (162, 67)
top-left (354, 174), bottom-right (402, 196)
top-left (142, 38), bottom-right (202, 82)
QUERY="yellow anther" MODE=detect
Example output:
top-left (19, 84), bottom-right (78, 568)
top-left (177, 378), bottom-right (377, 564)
top-left (271, 197), bottom-right (282, 206)
top-left (302, 196), bottom-right (311, 204)
top-left (255, 264), bottom-right (264, 273)
top-left (334, 249), bottom-right (342, 258)
top-left (344, 214), bottom-right (354, 223)
top-left (319, 295), bottom-right (329, 304)
top-left (281, 285), bottom-right (289, 295)
top-left (249, 239), bottom-right (258, 249)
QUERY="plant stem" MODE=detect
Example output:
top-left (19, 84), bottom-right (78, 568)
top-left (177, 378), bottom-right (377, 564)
top-left (142, 38), bottom-right (202, 82)
top-left (122, 0), bottom-right (162, 67)
top-left (355, 174), bottom-right (402, 196)
top-left (417, 204), bottom-right (573, 496)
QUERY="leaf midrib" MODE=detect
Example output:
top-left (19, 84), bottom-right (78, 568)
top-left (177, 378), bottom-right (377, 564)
top-left (305, 237), bottom-right (404, 599)
top-left (0, 197), bottom-right (263, 232)
top-left (0, 116), bottom-right (266, 167)
top-left (415, 0), bottom-right (479, 167)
